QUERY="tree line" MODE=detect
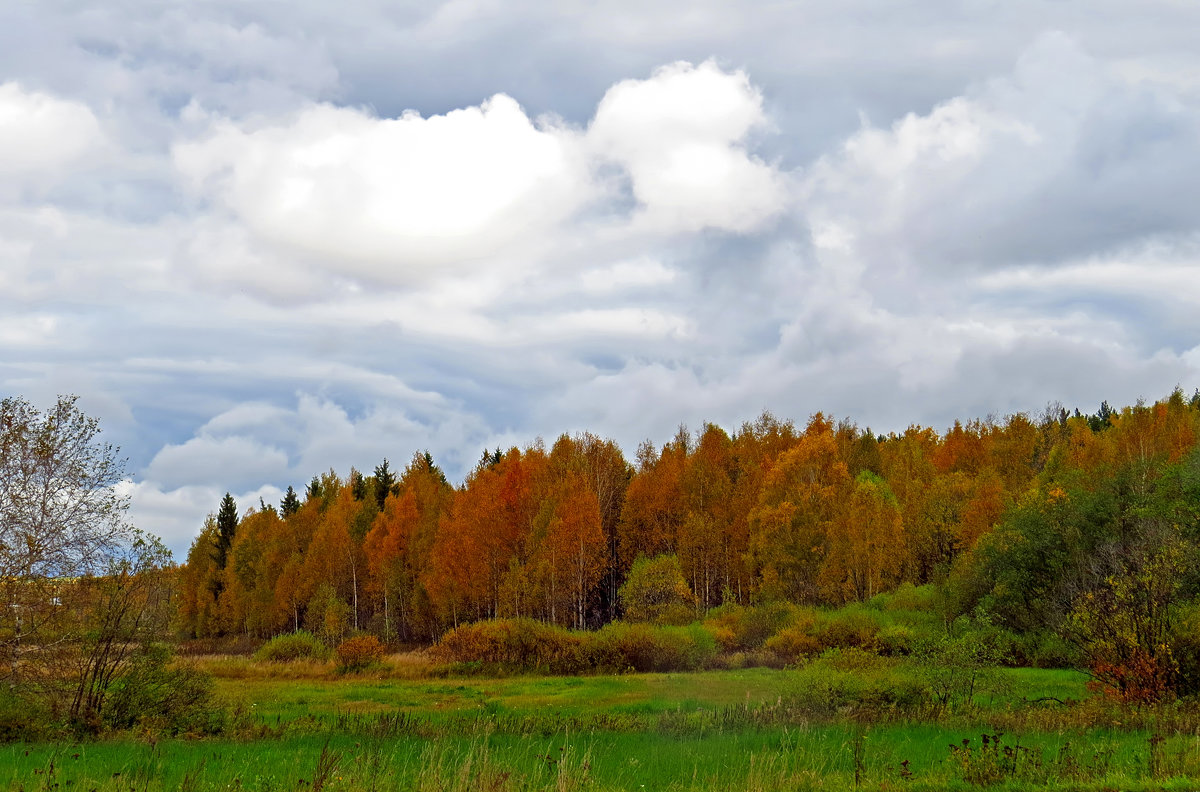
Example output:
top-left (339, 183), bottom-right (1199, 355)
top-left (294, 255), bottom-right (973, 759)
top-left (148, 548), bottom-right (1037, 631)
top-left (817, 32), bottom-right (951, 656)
top-left (177, 389), bottom-right (1200, 667)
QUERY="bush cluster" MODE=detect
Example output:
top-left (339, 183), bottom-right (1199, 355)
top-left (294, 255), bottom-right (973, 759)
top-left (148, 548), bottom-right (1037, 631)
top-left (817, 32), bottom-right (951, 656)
top-left (242, 594), bottom-right (1043, 680)
top-left (704, 601), bottom-right (804, 651)
top-left (431, 618), bottom-right (719, 673)
top-left (763, 607), bottom-right (884, 663)
top-left (253, 630), bottom-right (330, 662)
top-left (619, 555), bottom-right (696, 625)
top-left (336, 634), bottom-right (385, 671)
top-left (867, 582), bottom-right (939, 613)
top-left (784, 648), bottom-right (928, 716)
top-left (432, 618), bottom-right (585, 674)
top-left (102, 645), bottom-right (223, 735)
top-left (430, 602), bottom-right (948, 673)
top-left (590, 622), bottom-right (718, 672)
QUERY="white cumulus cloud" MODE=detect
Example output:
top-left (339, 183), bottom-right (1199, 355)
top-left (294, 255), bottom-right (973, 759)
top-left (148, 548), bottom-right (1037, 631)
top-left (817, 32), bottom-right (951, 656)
top-left (171, 59), bottom-right (789, 297)
top-left (589, 60), bottom-right (787, 233)
top-left (0, 82), bottom-right (101, 182)
top-left (174, 94), bottom-right (593, 281)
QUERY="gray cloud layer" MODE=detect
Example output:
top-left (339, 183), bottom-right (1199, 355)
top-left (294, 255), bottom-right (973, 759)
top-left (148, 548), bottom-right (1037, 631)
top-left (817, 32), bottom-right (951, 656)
top-left (2, 3), bottom-right (1198, 555)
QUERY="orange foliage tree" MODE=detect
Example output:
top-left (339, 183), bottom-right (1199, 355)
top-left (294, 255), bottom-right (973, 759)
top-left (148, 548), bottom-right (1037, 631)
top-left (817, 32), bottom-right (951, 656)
top-left (531, 473), bottom-right (606, 628)
top-left (748, 414), bottom-right (850, 603)
top-left (678, 423), bottom-right (736, 610)
top-left (617, 433), bottom-right (687, 571)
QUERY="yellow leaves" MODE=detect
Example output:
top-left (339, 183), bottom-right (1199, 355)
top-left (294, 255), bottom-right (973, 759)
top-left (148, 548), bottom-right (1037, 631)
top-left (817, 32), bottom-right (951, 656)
top-left (1046, 486), bottom-right (1069, 504)
top-left (819, 472), bottom-right (905, 603)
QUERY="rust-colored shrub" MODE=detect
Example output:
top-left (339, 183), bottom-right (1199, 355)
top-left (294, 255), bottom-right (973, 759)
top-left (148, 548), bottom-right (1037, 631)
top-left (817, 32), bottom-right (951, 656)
top-left (336, 634), bottom-right (385, 671)
top-left (1088, 649), bottom-right (1176, 706)
top-left (431, 619), bottom-right (585, 673)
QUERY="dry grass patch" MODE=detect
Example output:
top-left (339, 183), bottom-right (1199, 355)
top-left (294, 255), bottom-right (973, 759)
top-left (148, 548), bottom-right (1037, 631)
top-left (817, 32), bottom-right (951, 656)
top-left (189, 649), bottom-right (439, 681)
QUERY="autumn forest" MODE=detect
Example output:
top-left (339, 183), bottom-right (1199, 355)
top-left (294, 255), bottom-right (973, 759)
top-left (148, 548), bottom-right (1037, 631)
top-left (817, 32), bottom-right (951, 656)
top-left (178, 389), bottom-right (1200, 685)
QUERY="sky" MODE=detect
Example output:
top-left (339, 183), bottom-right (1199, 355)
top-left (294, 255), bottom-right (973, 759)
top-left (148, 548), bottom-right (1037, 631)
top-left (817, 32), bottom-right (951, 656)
top-left (3, 1), bottom-right (1199, 558)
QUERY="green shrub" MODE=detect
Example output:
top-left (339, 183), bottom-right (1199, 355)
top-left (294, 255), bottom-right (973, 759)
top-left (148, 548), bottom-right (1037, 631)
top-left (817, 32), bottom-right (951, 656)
top-left (868, 583), bottom-right (938, 612)
top-left (102, 644), bottom-right (223, 735)
top-left (589, 622), bottom-right (718, 672)
top-left (914, 624), bottom-right (1011, 713)
top-left (762, 605), bottom-right (886, 663)
top-left (619, 555), bottom-right (696, 625)
top-left (254, 630), bottom-right (330, 662)
top-left (763, 619), bottom-right (821, 663)
top-left (336, 634), bottom-right (385, 671)
top-left (704, 601), bottom-right (802, 651)
top-left (785, 650), bottom-right (926, 716)
top-left (816, 646), bottom-right (889, 672)
top-left (811, 607), bottom-right (881, 652)
top-left (0, 687), bottom-right (52, 741)
top-left (876, 623), bottom-right (917, 656)
top-left (1026, 630), bottom-right (1077, 669)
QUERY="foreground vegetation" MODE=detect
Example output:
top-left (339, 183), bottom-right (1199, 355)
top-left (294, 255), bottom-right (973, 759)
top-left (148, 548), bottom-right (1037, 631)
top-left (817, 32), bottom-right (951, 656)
top-left (6, 591), bottom-right (1193, 790)
top-left (0, 592), bottom-right (1193, 790)
top-left (8, 658), bottom-right (1200, 791)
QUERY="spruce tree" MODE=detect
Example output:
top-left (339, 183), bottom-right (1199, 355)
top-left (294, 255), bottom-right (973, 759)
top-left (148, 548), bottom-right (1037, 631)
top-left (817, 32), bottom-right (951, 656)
top-left (280, 485), bottom-right (301, 517)
top-left (213, 492), bottom-right (238, 571)
top-left (373, 458), bottom-right (396, 511)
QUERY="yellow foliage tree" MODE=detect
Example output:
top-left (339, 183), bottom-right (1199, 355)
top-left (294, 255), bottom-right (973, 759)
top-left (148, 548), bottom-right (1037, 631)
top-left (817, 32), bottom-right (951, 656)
top-left (820, 472), bottom-right (905, 603)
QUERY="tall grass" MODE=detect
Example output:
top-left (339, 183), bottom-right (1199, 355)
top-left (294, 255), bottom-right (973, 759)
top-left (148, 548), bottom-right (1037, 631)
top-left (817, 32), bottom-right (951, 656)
top-left (6, 722), bottom-right (1200, 791)
top-left (193, 651), bottom-right (436, 680)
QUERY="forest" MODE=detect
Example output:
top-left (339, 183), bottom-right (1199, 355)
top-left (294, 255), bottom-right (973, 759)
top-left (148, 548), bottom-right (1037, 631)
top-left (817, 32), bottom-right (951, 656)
top-left (177, 388), bottom-right (1200, 702)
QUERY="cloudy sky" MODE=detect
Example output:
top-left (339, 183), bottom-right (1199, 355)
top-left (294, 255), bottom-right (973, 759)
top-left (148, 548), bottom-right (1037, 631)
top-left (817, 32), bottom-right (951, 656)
top-left (3, 1), bottom-right (1199, 556)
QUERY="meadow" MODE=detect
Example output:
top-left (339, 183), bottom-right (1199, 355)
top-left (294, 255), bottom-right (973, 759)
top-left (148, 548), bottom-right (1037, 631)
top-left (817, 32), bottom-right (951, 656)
top-left (7, 656), bottom-right (1200, 792)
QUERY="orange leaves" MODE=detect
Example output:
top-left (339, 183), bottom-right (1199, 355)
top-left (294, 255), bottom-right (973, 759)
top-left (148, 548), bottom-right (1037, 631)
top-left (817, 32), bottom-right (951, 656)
top-left (427, 448), bottom-right (548, 622)
top-left (678, 424), bottom-right (736, 609)
top-left (363, 490), bottom-right (419, 588)
top-left (617, 439), bottom-right (686, 569)
top-left (748, 417), bottom-right (851, 602)
top-left (1110, 392), bottom-right (1197, 471)
top-left (535, 474), bottom-right (606, 628)
top-left (1088, 650), bottom-right (1176, 706)
top-left (933, 420), bottom-right (991, 475)
top-left (958, 471), bottom-right (1005, 551)
top-left (302, 488), bottom-right (360, 598)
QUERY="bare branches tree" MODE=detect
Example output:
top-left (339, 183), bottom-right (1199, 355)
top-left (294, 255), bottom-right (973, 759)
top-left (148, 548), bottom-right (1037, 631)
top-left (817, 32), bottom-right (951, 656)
top-left (0, 395), bottom-right (139, 710)
top-left (68, 532), bottom-right (173, 726)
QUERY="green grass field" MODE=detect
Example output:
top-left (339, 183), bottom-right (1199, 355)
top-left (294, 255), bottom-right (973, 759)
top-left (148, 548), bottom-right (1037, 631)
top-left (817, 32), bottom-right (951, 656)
top-left (212, 666), bottom-right (1089, 725)
top-left (2, 718), bottom-right (1194, 791)
top-left (9, 663), bottom-right (1200, 791)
